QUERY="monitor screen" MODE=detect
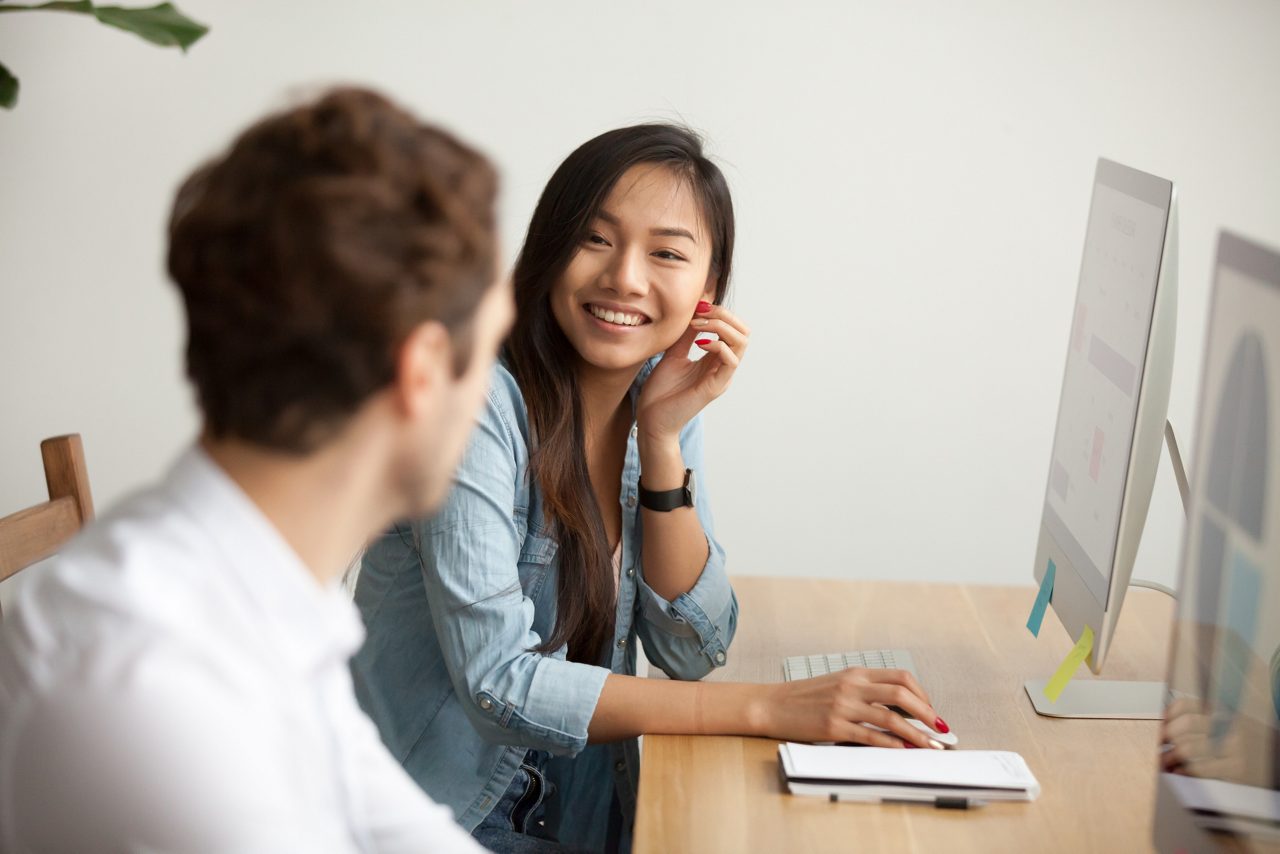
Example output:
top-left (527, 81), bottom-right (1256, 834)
top-left (1042, 161), bottom-right (1172, 608)
top-left (1157, 232), bottom-right (1280, 850)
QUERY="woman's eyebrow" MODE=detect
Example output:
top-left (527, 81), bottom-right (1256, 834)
top-left (597, 210), bottom-right (698, 243)
top-left (652, 226), bottom-right (697, 243)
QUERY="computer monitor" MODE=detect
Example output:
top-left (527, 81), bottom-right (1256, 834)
top-left (1024, 158), bottom-right (1179, 719)
top-left (1154, 231), bottom-right (1280, 853)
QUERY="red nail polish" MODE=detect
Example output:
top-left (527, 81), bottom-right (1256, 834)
top-left (696, 300), bottom-right (712, 314)
top-left (695, 338), bottom-right (713, 346)
top-left (903, 741), bottom-right (917, 748)
top-left (934, 717), bottom-right (950, 734)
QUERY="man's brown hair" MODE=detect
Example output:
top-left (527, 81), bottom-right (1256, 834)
top-left (168, 87), bottom-right (498, 453)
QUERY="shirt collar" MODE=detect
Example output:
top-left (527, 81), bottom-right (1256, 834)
top-left (164, 445), bottom-right (365, 674)
top-left (627, 354), bottom-right (662, 414)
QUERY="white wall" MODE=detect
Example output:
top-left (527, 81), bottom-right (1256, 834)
top-left (3, 1), bottom-right (1279, 606)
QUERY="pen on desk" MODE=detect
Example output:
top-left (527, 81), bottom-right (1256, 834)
top-left (930, 797), bottom-right (986, 810)
top-left (832, 795), bottom-right (986, 809)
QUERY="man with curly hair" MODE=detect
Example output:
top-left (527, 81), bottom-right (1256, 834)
top-left (0, 87), bottom-right (511, 853)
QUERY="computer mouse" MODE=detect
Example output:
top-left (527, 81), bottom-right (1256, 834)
top-left (905, 717), bottom-right (959, 748)
top-left (864, 717), bottom-right (959, 748)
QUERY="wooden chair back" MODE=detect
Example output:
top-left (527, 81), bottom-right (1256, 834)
top-left (0, 435), bottom-right (95, 588)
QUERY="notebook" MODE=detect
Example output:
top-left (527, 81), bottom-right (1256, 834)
top-left (778, 743), bottom-right (1041, 804)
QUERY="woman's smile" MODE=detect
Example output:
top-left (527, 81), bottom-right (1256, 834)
top-left (583, 301), bottom-right (652, 330)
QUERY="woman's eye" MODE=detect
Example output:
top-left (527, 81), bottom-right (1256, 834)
top-left (653, 250), bottom-right (686, 262)
top-left (586, 233), bottom-right (610, 246)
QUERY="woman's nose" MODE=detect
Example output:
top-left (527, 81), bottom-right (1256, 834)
top-left (604, 247), bottom-right (648, 296)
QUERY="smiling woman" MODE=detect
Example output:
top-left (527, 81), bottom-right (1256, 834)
top-left (521, 128), bottom-right (738, 669)
top-left (556, 163), bottom-right (720, 371)
top-left (351, 124), bottom-right (947, 854)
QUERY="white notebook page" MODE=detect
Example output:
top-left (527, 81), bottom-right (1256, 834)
top-left (781, 744), bottom-right (1039, 791)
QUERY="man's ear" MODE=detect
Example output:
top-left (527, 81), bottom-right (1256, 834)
top-left (393, 320), bottom-right (452, 419)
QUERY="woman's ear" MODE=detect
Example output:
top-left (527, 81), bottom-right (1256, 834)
top-left (702, 273), bottom-right (717, 303)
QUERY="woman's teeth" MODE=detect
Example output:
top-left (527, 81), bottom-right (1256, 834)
top-left (588, 305), bottom-right (646, 327)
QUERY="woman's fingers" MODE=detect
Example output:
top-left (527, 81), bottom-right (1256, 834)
top-left (1169, 730), bottom-right (1213, 768)
top-left (862, 667), bottom-right (934, 708)
top-left (856, 703), bottom-right (939, 748)
top-left (692, 305), bottom-right (750, 364)
top-left (839, 722), bottom-right (911, 749)
top-left (1162, 711), bottom-right (1205, 742)
top-left (693, 340), bottom-right (740, 397)
top-left (699, 303), bottom-right (751, 338)
top-left (860, 683), bottom-right (941, 735)
top-left (1163, 741), bottom-right (1192, 769)
top-left (694, 338), bottom-right (741, 370)
top-left (774, 670), bottom-right (951, 748)
top-left (691, 316), bottom-right (749, 355)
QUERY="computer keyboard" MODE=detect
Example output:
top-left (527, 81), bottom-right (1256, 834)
top-left (782, 649), bottom-right (920, 682)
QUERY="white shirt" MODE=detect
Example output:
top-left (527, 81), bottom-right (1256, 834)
top-left (0, 447), bottom-right (486, 854)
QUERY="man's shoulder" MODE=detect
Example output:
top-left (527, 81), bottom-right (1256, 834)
top-left (40, 480), bottom-right (218, 601)
top-left (0, 481), bottom-right (246, 689)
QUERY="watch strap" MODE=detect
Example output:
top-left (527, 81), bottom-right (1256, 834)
top-left (638, 469), bottom-right (694, 512)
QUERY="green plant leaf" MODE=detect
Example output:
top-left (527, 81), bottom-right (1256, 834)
top-left (0, 60), bottom-right (17, 109)
top-left (91, 3), bottom-right (207, 50)
top-left (0, 2), bottom-right (94, 13)
top-left (0, 3), bottom-right (207, 51)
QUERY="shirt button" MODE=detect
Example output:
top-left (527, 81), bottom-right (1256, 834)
top-left (715, 651), bottom-right (726, 664)
top-left (626, 495), bottom-right (637, 508)
top-left (630, 425), bottom-right (638, 438)
top-left (617, 637), bottom-right (627, 649)
top-left (615, 760), bottom-right (626, 772)
top-left (626, 567), bottom-right (635, 578)
top-left (478, 696), bottom-right (494, 711)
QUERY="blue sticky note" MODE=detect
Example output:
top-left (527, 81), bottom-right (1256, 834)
top-left (1026, 560), bottom-right (1055, 637)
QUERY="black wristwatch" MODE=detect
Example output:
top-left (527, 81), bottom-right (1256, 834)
top-left (638, 468), bottom-right (696, 512)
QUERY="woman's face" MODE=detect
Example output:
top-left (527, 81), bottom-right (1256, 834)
top-left (551, 164), bottom-right (715, 374)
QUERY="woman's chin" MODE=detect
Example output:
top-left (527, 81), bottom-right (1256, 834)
top-left (576, 343), bottom-right (653, 375)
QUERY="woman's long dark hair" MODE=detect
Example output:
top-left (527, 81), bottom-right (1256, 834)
top-left (505, 124), bottom-right (735, 664)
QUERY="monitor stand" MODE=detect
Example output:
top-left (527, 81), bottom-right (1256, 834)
top-left (1023, 679), bottom-right (1166, 719)
top-left (1024, 421), bottom-right (1186, 721)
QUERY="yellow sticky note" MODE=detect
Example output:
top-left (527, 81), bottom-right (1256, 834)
top-left (1043, 624), bottom-right (1094, 703)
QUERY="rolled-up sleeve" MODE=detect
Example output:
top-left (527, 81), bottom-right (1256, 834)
top-left (633, 414), bottom-right (739, 681)
top-left (412, 387), bottom-right (608, 756)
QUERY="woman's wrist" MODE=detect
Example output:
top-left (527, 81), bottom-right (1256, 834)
top-left (742, 683), bottom-right (776, 737)
top-left (636, 424), bottom-right (681, 452)
top-left (636, 431), bottom-right (685, 490)
top-left (697, 682), bottom-right (776, 737)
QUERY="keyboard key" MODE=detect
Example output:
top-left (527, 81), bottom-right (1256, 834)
top-left (782, 649), bottom-right (920, 684)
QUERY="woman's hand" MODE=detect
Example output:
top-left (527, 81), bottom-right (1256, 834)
top-left (635, 300), bottom-right (750, 443)
top-left (1161, 696), bottom-right (1277, 782)
top-left (752, 668), bottom-right (950, 749)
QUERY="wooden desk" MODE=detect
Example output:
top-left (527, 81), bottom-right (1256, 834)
top-left (634, 577), bottom-right (1175, 854)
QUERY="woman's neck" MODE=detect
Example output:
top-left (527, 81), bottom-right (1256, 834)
top-left (575, 360), bottom-right (641, 438)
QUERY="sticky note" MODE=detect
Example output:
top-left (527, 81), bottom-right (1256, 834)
top-left (1026, 560), bottom-right (1055, 637)
top-left (1043, 624), bottom-right (1094, 703)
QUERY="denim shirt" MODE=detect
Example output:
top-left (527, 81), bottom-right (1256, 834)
top-left (351, 358), bottom-right (738, 852)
